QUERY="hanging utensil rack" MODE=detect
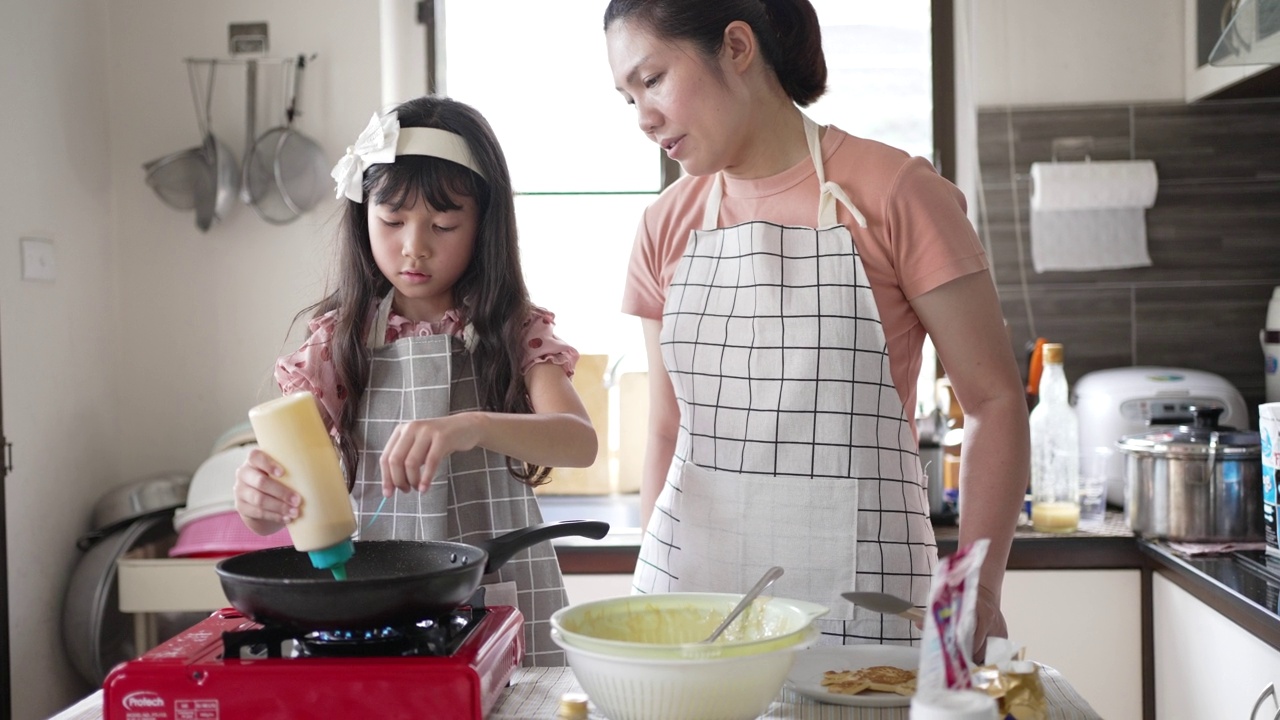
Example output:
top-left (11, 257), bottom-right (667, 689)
top-left (143, 54), bottom-right (323, 229)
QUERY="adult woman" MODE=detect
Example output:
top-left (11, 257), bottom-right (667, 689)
top-left (604, 0), bottom-right (1028, 653)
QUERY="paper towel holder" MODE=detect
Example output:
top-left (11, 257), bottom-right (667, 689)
top-left (1051, 136), bottom-right (1094, 163)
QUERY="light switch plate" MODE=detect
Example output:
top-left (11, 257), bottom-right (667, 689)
top-left (20, 237), bottom-right (56, 282)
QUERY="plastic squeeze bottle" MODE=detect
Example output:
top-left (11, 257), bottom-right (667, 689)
top-left (247, 392), bottom-right (357, 579)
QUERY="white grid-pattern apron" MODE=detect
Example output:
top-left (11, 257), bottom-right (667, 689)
top-left (351, 293), bottom-right (569, 666)
top-left (632, 116), bottom-right (938, 645)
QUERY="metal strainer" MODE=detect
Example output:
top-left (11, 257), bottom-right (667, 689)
top-left (245, 54), bottom-right (329, 224)
top-left (142, 62), bottom-right (217, 211)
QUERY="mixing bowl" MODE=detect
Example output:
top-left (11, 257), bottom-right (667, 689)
top-left (550, 592), bottom-right (826, 720)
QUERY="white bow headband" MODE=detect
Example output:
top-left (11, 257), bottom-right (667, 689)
top-left (330, 111), bottom-right (487, 203)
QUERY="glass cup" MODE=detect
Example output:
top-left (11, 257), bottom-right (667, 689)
top-left (1078, 447), bottom-right (1113, 532)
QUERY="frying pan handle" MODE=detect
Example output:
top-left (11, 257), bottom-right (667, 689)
top-left (479, 520), bottom-right (610, 573)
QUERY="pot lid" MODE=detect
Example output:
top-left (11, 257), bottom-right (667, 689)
top-left (1118, 406), bottom-right (1260, 458)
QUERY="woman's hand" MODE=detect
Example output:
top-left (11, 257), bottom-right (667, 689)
top-left (380, 413), bottom-right (483, 496)
top-left (233, 448), bottom-right (300, 535)
top-left (972, 584), bottom-right (1008, 663)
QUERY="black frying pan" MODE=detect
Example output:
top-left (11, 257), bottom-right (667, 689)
top-left (215, 520), bottom-right (609, 631)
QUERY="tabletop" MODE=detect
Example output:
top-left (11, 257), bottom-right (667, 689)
top-left (492, 664), bottom-right (1101, 720)
top-left (52, 663), bottom-right (1100, 720)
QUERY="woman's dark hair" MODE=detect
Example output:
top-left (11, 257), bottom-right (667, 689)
top-left (308, 95), bottom-right (550, 489)
top-left (604, 0), bottom-right (827, 107)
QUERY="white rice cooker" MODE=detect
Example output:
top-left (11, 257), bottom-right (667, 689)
top-left (1072, 366), bottom-right (1249, 506)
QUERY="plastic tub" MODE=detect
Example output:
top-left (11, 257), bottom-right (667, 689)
top-left (551, 592), bottom-right (825, 660)
top-left (550, 592), bottom-right (826, 720)
top-left (169, 509), bottom-right (291, 558)
top-left (175, 444), bottom-right (256, 531)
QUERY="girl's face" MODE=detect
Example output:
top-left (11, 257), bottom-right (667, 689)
top-left (606, 19), bottom-right (747, 177)
top-left (369, 190), bottom-right (478, 323)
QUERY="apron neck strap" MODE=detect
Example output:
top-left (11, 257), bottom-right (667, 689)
top-left (700, 113), bottom-right (867, 231)
top-left (366, 292), bottom-right (395, 350)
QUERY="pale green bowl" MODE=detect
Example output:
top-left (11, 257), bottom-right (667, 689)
top-left (550, 592), bottom-right (828, 661)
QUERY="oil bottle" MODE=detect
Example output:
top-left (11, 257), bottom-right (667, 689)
top-left (1029, 343), bottom-right (1080, 532)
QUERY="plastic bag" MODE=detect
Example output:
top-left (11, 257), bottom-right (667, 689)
top-left (917, 538), bottom-right (989, 695)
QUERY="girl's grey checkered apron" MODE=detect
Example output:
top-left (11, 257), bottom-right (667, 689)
top-left (351, 293), bottom-right (569, 666)
top-left (632, 115), bottom-right (938, 645)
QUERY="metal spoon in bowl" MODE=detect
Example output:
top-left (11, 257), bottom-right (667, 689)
top-left (700, 566), bottom-right (785, 644)
top-left (842, 591), bottom-right (926, 623)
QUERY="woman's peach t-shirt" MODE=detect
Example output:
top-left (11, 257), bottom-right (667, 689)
top-left (620, 126), bottom-right (989, 423)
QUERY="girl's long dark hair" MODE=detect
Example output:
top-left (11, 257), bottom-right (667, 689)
top-left (306, 95), bottom-right (550, 489)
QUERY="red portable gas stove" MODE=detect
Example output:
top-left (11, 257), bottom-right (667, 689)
top-left (102, 603), bottom-right (523, 719)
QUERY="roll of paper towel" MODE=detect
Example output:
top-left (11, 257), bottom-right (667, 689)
top-left (1030, 160), bottom-right (1159, 211)
top-left (1029, 159), bottom-right (1159, 273)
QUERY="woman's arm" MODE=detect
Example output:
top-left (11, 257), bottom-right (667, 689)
top-left (911, 270), bottom-right (1030, 655)
top-left (380, 362), bottom-right (599, 494)
top-left (639, 317), bottom-right (679, 530)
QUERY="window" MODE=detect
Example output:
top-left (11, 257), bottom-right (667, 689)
top-left (445, 1), bottom-right (657, 365)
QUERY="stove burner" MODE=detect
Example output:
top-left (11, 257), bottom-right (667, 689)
top-left (222, 606), bottom-right (487, 659)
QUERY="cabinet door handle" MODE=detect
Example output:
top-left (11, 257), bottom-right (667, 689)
top-left (1252, 682), bottom-right (1276, 720)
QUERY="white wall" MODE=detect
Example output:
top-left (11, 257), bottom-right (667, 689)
top-left (0, 1), bottom-right (381, 717)
top-left (108, 0), bottom-right (380, 481)
top-left (0, 1), bottom-right (120, 716)
top-left (970, 0), bottom-right (1185, 107)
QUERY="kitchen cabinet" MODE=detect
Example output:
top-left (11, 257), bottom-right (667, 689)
top-left (1185, 0), bottom-right (1275, 101)
top-left (1152, 573), bottom-right (1280, 719)
top-left (1002, 569), bottom-right (1143, 720)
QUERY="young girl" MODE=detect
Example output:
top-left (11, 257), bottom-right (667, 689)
top-left (233, 95), bottom-right (598, 667)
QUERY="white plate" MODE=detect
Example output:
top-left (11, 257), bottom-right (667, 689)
top-left (786, 645), bottom-right (920, 707)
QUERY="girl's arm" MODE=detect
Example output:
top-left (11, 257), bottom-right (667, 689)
top-left (380, 361), bottom-right (599, 494)
top-left (911, 270), bottom-right (1030, 657)
top-left (639, 318), bottom-right (679, 530)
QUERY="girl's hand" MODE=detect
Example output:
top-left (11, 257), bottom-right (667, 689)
top-left (380, 414), bottom-right (483, 496)
top-left (234, 447), bottom-right (301, 533)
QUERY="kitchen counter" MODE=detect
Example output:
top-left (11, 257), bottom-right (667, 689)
top-left (550, 502), bottom-right (1146, 574)
top-left (1139, 541), bottom-right (1280, 652)
top-left (52, 663), bottom-right (1100, 719)
top-left (549, 497), bottom-right (1280, 651)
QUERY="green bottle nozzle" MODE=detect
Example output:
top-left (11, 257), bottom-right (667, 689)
top-left (307, 538), bottom-right (355, 580)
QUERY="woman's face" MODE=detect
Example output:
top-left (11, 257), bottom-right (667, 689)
top-left (606, 19), bottom-right (746, 177)
top-left (368, 190), bottom-right (477, 324)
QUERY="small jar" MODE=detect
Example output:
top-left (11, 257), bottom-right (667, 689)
top-left (556, 692), bottom-right (589, 720)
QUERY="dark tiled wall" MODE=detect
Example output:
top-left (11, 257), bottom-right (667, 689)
top-left (976, 99), bottom-right (1280, 423)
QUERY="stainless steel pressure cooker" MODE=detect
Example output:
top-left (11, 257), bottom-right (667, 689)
top-left (1118, 406), bottom-right (1263, 542)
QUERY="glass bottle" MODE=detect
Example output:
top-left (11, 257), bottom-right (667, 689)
top-left (1029, 343), bottom-right (1080, 532)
